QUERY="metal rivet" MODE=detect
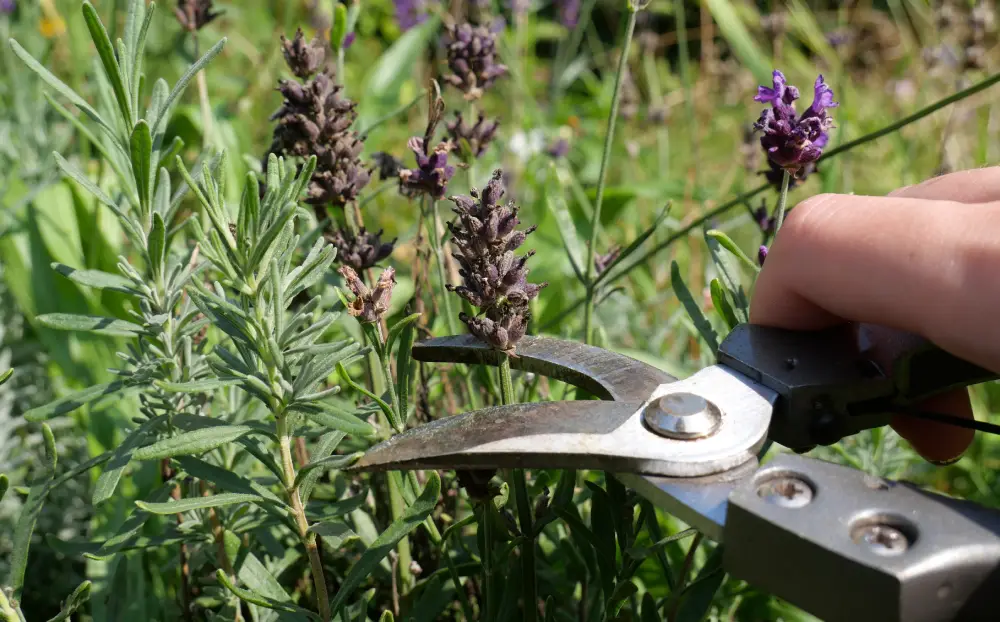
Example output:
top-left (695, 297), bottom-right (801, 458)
top-left (853, 524), bottom-right (909, 556)
top-left (756, 476), bottom-right (813, 508)
top-left (642, 393), bottom-right (722, 440)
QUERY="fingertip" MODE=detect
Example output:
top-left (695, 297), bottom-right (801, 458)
top-left (890, 389), bottom-right (975, 464)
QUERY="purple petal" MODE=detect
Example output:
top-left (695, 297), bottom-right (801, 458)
top-left (808, 75), bottom-right (839, 116)
top-left (753, 70), bottom-right (787, 104)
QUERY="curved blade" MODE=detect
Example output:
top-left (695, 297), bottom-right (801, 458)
top-left (412, 335), bottom-right (674, 401)
top-left (351, 400), bottom-right (661, 474)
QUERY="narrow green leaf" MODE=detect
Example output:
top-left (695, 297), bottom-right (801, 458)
top-left (44, 580), bottom-right (92, 622)
top-left (329, 472), bottom-right (441, 615)
top-left (290, 402), bottom-right (377, 439)
top-left (82, 2), bottom-right (132, 125)
top-left (216, 570), bottom-right (320, 619)
top-left (137, 492), bottom-right (262, 514)
top-left (8, 38), bottom-right (112, 135)
top-left (605, 579), bottom-right (638, 618)
top-left (94, 415), bottom-right (165, 504)
top-left (545, 184), bottom-right (587, 285)
top-left (175, 456), bottom-right (285, 506)
top-left (709, 279), bottom-right (740, 331)
top-left (330, 3), bottom-right (348, 49)
top-left (53, 152), bottom-right (123, 212)
top-left (675, 547), bottom-right (727, 622)
top-left (309, 521), bottom-right (359, 549)
top-left (705, 229), bottom-right (759, 274)
top-left (0, 474), bottom-right (8, 503)
top-left (625, 527), bottom-right (698, 560)
top-left (51, 263), bottom-right (138, 294)
top-left (129, 1), bottom-right (155, 116)
top-left (249, 201), bottom-right (297, 268)
top-left (640, 592), bottom-right (660, 622)
top-left (38, 313), bottom-right (145, 337)
top-left (300, 431), bottom-right (346, 504)
top-left (386, 312), bottom-right (421, 356)
top-left (153, 378), bottom-right (241, 393)
top-left (24, 381), bottom-right (126, 422)
top-left (87, 483), bottom-right (173, 559)
top-left (0, 368), bottom-right (12, 387)
top-left (133, 425), bottom-right (254, 461)
top-left (379, 611), bottom-right (394, 622)
top-left (131, 121), bottom-right (153, 214)
top-left (294, 452), bottom-right (363, 488)
top-left (395, 315), bottom-right (416, 423)
top-left (153, 38), bottom-right (227, 135)
top-left (147, 213), bottom-right (166, 281)
top-left (9, 424), bottom-right (57, 598)
top-left (364, 17), bottom-right (440, 100)
top-left (669, 261), bottom-right (719, 354)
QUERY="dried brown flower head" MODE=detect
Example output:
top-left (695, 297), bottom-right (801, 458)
top-left (281, 28), bottom-right (326, 79)
top-left (340, 266), bottom-right (396, 324)
top-left (175, 0), bottom-right (221, 32)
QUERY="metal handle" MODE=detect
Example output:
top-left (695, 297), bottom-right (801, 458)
top-left (724, 454), bottom-right (1000, 622)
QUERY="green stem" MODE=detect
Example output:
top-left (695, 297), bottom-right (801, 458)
top-left (773, 170), bottom-right (791, 232)
top-left (277, 415), bottom-right (331, 621)
top-left (582, 6), bottom-right (640, 344)
top-left (481, 501), bottom-right (496, 622)
top-left (0, 589), bottom-right (20, 622)
top-left (388, 471), bottom-right (414, 589)
top-left (500, 356), bottom-right (537, 621)
top-left (375, 324), bottom-right (402, 426)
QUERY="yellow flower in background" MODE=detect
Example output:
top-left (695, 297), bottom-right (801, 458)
top-left (39, 0), bottom-right (65, 38)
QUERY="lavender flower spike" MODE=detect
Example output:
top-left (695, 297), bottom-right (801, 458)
top-left (753, 70), bottom-right (838, 174)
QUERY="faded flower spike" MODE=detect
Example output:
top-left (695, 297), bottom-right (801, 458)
top-left (448, 170), bottom-right (547, 354)
top-left (753, 70), bottom-right (838, 174)
top-left (328, 227), bottom-right (397, 272)
top-left (443, 23), bottom-right (509, 100)
top-left (446, 112), bottom-right (500, 160)
top-left (399, 137), bottom-right (455, 200)
top-left (268, 52), bottom-right (371, 207)
top-left (280, 29), bottom-right (326, 79)
top-left (340, 266), bottom-right (396, 324)
top-left (175, 0), bottom-right (221, 32)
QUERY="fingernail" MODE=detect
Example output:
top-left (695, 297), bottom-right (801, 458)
top-left (929, 453), bottom-right (964, 467)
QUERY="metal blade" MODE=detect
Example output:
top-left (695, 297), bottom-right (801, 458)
top-left (618, 461), bottom-right (758, 542)
top-left (412, 334), bottom-right (674, 401)
top-left (351, 400), bottom-right (655, 474)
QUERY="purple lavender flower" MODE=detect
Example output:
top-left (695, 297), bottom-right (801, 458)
top-left (546, 138), bottom-right (569, 159)
top-left (343, 32), bottom-right (356, 49)
top-left (399, 137), bottom-right (455, 200)
top-left (394, 0), bottom-right (427, 32)
top-left (758, 245), bottom-right (768, 266)
top-left (557, 0), bottom-right (580, 28)
top-left (443, 23), bottom-right (509, 100)
top-left (328, 227), bottom-right (396, 272)
top-left (0, 0), bottom-right (15, 15)
top-left (752, 201), bottom-right (775, 237)
top-left (753, 71), bottom-right (838, 174)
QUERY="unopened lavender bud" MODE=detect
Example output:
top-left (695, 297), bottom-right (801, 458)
top-left (443, 23), bottom-right (508, 100)
top-left (758, 245), bottom-right (768, 266)
top-left (446, 112), bottom-right (500, 161)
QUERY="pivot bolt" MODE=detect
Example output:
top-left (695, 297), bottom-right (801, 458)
top-left (643, 393), bottom-right (722, 440)
top-left (756, 476), bottom-right (813, 508)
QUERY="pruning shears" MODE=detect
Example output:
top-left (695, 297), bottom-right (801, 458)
top-left (351, 324), bottom-right (1000, 622)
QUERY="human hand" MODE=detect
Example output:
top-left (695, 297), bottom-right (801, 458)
top-left (750, 167), bottom-right (1000, 464)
